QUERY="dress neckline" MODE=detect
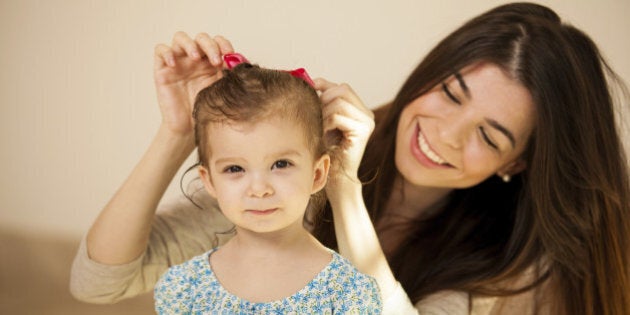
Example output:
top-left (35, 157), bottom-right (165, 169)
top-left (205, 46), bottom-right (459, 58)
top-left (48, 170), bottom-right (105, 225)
top-left (203, 247), bottom-right (338, 305)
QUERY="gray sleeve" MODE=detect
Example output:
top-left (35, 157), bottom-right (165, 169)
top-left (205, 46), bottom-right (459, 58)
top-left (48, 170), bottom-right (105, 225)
top-left (382, 283), bottom-right (471, 315)
top-left (69, 192), bottom-right (233, 304)
top-left (381, 281), bottom-right (420, 315)
top-left (415, 290), bottom-right (470, 315)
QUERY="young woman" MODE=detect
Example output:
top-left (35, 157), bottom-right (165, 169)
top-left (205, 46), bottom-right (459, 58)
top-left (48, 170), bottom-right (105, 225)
top-left (71, 3), bottom-right (629, 314)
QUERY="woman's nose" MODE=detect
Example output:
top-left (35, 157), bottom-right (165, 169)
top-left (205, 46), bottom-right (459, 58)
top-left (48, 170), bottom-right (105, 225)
top-left (438, 111), bottom-right (472, 150)
top-left (247, 174), bottom-right (274, 198)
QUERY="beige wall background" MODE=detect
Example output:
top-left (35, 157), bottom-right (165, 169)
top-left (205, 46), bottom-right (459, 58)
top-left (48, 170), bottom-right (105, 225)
top-left (0, 0), bottom-right (628, 313)
top-left (1, 0), bottom-right (628, 238)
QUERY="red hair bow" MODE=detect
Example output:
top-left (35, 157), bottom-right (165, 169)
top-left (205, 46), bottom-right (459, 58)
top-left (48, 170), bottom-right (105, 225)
top-left (223, 53), bottom-right (315, 87)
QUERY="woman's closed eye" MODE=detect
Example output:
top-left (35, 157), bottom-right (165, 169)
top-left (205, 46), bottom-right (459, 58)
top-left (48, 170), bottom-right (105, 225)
top-left (479, 126), bottom-right (499, 150)
top-left (442, 82), bottom-right (462, 105)
top-left (272, 159), bottom-right (293, 170)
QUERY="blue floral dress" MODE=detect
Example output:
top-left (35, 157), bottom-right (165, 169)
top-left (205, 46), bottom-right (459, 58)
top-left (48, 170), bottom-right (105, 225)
top-left (154, 248), bottom-right (382, 314)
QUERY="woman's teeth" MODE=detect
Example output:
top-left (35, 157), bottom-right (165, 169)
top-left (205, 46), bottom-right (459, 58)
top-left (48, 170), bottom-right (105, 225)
top-left (418, 132), bottom-right (447, 165)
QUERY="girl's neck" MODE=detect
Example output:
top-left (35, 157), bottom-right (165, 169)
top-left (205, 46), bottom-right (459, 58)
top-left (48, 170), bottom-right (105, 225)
top-left (227, 221), bottom-right (324, 258)
top-left (210, 219), bottom-right (332, 303)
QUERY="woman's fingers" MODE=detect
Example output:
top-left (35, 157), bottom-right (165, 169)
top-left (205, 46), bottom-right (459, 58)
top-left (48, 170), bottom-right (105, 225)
top-left (170, 32), bottom-right (235, 67)
top-left (194, 33), bottom-right (222, 66)
top-left (154, 43), bottom-right (175, 69)
top-left (319, 83), bottom-right (360, 106)
top-left (316, 78), bottom-right (374, 132)
top-left (316, 78), bottom-right (373, 118)
top-left (315, 78), bottom-right (374, 178)
top-left (313, 77), bottom-right (338, 92)
top-left (213, 35), bottom-right (235, 57)
top-left (154, 32), bottom-right (236, 83)
top-left (323, 99), bottom-right (375, 138)
top-left (172, 31), bottom-right (201, 59)
top-left (321, 91), bottom-right (372, 118)
top-left (324, 112), bottom-right (373, 177)
top-left (316, 78), bottom-right (374, 146)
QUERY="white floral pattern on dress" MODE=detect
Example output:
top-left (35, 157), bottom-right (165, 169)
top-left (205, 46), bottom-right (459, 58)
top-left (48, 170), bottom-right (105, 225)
top-left (154, 248), bottom-right (381, 314)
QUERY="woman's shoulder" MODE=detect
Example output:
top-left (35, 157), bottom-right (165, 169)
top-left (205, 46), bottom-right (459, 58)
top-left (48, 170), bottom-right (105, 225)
top-left (472, 264), bottom-right (554, 315)
top-left (327, 251), bottom-right (373, 280)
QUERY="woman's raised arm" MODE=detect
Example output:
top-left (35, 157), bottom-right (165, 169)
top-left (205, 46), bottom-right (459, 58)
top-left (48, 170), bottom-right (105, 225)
top-left (315, 78), bottom-right (419, 314)
top-left (70, 33), bottom-right (235, 303)
top-left (85, 32), bottom-right (233, 265)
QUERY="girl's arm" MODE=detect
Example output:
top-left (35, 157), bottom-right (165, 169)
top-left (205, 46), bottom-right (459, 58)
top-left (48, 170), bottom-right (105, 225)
top-left (315, 79), bottom-right (418, 314)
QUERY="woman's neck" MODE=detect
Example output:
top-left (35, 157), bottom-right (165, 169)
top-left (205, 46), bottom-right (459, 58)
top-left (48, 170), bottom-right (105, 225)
top-left (377, 175), bottom-right (453, 258)
top-left (383, 175), bottom-right (453, 220)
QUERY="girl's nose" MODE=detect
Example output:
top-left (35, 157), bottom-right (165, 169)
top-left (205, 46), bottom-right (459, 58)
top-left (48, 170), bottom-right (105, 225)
top-left (247, 174), bottom-right (274, 198)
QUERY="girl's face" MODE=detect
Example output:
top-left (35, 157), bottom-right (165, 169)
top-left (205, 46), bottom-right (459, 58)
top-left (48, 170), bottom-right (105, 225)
top-left (199, 117), bottom-right (329, 235)
top-left (395, 62), bottom-right (536, 189)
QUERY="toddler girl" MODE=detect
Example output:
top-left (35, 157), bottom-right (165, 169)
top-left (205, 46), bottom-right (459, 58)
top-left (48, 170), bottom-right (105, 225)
top-left (153, 54), bottom-right (382, 314)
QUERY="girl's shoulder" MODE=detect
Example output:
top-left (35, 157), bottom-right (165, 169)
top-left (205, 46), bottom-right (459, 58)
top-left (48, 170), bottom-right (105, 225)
top-left (157, 249), bottom-right (215, 283)
top-left (318, 250), bottom-right (382, 311)
top-left (154, 249), bottom-right (219, 313)
top-left (326, 250), bottom-right (378, 286)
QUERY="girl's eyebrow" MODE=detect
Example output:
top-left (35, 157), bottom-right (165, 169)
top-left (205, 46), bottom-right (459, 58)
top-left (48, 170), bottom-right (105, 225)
top-left (214, 150), bottom-right (302, 164)
top-left (214, 157), bottom-right (245, 165)
top-left (265, 149), bottom-right (302, 159)
top-left (454, 72), bottom-right (470, 98)
top-left (485, 118), bottom-right (516, 148)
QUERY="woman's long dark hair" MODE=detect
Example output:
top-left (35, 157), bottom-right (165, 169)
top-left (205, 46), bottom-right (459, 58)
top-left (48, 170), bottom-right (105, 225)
top-left (312, 3), bottom-right (630, 314)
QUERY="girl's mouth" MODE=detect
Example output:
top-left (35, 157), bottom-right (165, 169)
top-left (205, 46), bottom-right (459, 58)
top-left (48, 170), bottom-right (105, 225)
top-left (246, 208), bottom-right (278, 215)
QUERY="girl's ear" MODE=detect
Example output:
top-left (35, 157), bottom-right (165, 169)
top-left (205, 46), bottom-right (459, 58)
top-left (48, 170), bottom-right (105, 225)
top-left (198, 165), bottom-right (217, 199)
top-left (311, 154), bottom-right (330, 194)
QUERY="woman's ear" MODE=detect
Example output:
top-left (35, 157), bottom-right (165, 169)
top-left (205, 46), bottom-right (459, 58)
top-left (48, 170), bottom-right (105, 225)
top-left (496, 158), bottom-right (527, 180)
top-left (311, 154), bottom-right (331, 193)
top-left (198, 165), bottom-right (217, 198)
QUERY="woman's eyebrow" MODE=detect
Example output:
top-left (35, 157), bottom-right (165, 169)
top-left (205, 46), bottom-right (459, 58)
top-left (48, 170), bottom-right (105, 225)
top-left (455, 71), bottom-right (515, 148)
top-left (485, 118), bottom-right (516, 148)
top-left (454, 72), bottom-right (470, 98)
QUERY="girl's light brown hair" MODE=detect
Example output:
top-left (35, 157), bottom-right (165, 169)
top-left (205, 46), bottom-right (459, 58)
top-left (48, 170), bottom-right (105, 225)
top-left (193, 63), bottom-right (326, 167)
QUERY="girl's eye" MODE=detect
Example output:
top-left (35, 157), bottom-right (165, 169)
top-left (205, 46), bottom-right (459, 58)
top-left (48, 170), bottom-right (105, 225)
top-left (479, 127), bottom-right (499, 150)
top-left (442, 82), bottom-right (461, 105)
top-left (223, 165), bottom-right (244, 173)
top-left (272, 160), bottom-right (292, 169)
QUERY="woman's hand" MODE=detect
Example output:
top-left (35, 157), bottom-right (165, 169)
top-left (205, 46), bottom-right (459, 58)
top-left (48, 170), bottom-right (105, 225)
top-left (314, 78), bottom-right (375, 185)
top-left (154, 32), bottom-right (234, 135)
top-left (315, 79), bottom-right (401, 306)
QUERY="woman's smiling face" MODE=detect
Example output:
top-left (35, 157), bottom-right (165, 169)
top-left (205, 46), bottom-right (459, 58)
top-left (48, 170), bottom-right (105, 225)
top-left (395, 62), bottom-right (536, 189)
